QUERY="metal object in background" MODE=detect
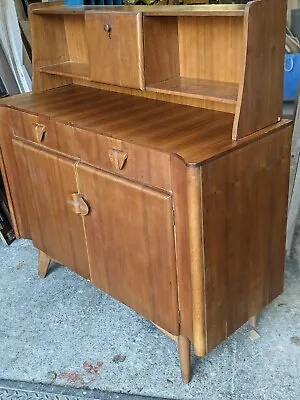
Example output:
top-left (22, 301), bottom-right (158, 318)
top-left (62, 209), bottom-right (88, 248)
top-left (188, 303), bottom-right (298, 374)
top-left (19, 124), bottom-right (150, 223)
top-left (286, 92), bottom-right (300, 255)
top-left (0, 379), bottom-right (157, 400)
top-left (0, 43), bottom-right (19, 96)
top-left (291, 9), bottom-right (300, 40)
top-left (0, 77), bottom-right (8, 98)
top-left (0, 176), bottom-right (15, 246)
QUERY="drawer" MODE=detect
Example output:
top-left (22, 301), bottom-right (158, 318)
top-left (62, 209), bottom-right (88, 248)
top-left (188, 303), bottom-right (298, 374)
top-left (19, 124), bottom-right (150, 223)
top-left (75, 128), bottom-right (172, 191)
top-left (11, 109), bottom-right (79, 157)
top-left (86, 12), bottom-right (144, 90)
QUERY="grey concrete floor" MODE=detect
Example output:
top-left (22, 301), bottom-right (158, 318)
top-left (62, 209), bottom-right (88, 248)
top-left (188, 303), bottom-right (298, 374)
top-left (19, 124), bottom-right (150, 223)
top-left (0, 229), bottom-right (300, 400)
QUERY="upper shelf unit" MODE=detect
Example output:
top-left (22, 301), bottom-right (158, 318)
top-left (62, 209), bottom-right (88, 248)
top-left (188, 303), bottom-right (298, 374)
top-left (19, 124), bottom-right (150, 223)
top-left (29, 0), bottom-right (287, 140)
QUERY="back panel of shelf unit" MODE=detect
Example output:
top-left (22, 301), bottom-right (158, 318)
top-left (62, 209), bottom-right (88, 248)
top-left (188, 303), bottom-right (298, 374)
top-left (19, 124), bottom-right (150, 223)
top-left (144, 15), bottom-right (244, 85)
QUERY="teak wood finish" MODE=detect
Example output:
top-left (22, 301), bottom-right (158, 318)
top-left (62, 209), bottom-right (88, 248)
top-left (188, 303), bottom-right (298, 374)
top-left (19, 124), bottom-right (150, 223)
top-left (0, 0), bottom-right (293, 384)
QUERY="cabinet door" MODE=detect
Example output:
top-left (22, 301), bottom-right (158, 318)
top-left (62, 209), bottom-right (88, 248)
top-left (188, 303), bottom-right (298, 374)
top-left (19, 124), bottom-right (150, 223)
top-left (86, 12), bottom-right (144, 90)
top-left (78, 164), bottom-right (179, 335)
top-left (13, 139), bottom-right (90, 279)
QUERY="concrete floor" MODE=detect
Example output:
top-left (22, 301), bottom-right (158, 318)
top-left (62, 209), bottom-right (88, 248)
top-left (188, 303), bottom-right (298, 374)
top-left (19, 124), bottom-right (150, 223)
top-left (0, 228), bottom-right (300, 399)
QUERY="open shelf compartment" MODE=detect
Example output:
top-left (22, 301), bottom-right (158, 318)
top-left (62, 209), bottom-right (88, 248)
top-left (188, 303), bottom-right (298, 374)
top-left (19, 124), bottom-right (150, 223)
top-left (144, 15), bottom-right (244, 106)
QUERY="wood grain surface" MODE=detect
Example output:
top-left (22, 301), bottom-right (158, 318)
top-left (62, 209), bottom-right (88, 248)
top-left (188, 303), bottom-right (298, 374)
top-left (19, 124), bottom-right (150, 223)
top-left (11, 109), bottom-right (79, 158)
top-left (178, 16), bottom-right (244, 84)
top-left (233, 0), bottom-right (287, 139)
top-left (1, 85), bottom-right (292, 167)
top-left (29, 1), bottom-right (72, 92)
top-left (75, 128), bottom-right (172, 191)
top-left (201, 125), bottom-right (292, 352)
top-left (148, 77), bottom-right (239, 104)
top-left (87, 12), bottom-right (144, 89)
top-left (12, 138), bottom-right (90, 280)
top-left (31, 5), bottom-right (246, 17)
top-left (144, 16), bottom-right (179, 86)
top-left (170, 155), bottom-right (193, 341)
top-left (40, 62), bottom-right (90, 81)
top-left (77, 163), bottom-right (179, 334)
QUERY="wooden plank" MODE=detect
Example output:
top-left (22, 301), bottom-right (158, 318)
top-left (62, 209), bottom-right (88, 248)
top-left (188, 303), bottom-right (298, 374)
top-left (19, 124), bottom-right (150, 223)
top-left (147, 77), bottom-right (238, 105)
top-left (233, 0), bottom-right (287, 139)
top-left (40, 62), bottom-right (90, 81)
top-left (170, 155), bottom-right (193, 341)
top-left (201, 126), bottom-right (292, 352)
top-left (31, 5), bottom-right (246, 17)
top-left (187, 166), bottom-right (206, 356)
top-left (178, 16), bottom-right (244, 85)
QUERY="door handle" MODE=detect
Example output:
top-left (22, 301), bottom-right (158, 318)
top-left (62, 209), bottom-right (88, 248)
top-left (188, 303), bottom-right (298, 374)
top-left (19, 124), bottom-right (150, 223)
top-left (109, 148), bottom-right (128, 170)
top-left (67, 193), bottom-right (90, 216)
top-left (33, 123), bottom-right (46, 142)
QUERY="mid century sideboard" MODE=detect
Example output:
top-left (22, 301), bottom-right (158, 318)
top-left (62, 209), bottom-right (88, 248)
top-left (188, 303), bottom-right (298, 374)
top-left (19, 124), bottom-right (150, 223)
top-left (0, 0), bottom-right (292, 383)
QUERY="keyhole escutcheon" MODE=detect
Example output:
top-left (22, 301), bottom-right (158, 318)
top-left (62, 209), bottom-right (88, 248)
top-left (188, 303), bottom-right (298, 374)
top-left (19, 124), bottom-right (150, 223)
top-left (104, 23), bottom-right (112, 39)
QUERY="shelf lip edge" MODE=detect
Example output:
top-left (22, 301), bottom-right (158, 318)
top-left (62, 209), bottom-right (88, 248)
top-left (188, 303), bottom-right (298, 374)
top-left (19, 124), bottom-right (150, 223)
top-left (146, 85), bottom-right (238, 105)
top-left (31, 5), bottom-right (246, 17)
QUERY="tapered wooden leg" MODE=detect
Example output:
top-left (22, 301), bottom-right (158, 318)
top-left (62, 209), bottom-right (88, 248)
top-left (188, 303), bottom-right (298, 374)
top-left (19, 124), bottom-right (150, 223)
top-left (248, 315), bottom-right (257, 328)
top-left (178, 335), bottom-right (191, 384)
top-left (38, 250), bottom-right (51, 278)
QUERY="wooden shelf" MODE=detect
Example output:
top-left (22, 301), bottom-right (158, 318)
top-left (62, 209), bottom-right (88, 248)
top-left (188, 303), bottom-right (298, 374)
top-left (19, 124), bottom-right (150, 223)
top-left (40, 62), bottom-right (90, 81)
top-left (147, 77), bottom-right (239, 105)
top-left (32, 5), bottom-right (245, 17)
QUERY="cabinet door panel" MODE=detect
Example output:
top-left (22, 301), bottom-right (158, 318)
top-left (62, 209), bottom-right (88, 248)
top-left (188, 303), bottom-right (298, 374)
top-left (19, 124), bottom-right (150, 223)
top-left (13, 139), bottom-right (90, 279)
top-left (86, 12), bottom-right (144, 89)
top-left (78, 164), bottom-right (179, 334)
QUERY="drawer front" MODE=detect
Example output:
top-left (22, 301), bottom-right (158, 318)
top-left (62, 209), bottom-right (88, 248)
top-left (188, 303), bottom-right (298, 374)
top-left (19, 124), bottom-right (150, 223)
top-left (86, 12), bottom-right (144, 90)
top-left (75, 128), bottom-right (172, 191)
top-left (11, 109), bottom-right (79, 157)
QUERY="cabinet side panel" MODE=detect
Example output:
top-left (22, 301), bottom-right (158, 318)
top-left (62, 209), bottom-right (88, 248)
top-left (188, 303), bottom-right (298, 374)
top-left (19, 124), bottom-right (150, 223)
top-left (202, 126), bottom-right (292, 352)
top-left (0, 107), bottom-right (30, 238)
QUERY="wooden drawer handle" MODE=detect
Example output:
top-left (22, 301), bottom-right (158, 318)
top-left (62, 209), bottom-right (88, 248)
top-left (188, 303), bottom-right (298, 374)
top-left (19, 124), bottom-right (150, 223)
top-left (34, 123), bottom-right (46, 142)
top-left (67, 193), bottom-right (90, 216)
top-left (109, 149), bottom-right (128, 170)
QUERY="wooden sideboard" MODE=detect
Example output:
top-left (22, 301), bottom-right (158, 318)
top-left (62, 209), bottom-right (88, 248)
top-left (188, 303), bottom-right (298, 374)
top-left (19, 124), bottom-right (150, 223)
top-left (0, 0), bottom-right (293, 383)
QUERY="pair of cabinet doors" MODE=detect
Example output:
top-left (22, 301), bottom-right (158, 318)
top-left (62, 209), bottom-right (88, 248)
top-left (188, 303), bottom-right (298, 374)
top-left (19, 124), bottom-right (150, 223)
top-left (13, 138), bottom-right (179, 334)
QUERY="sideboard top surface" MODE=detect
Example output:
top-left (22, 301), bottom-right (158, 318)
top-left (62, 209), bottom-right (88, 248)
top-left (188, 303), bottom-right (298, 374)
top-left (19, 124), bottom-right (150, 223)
top-left (1, 85), bottom-right (291, 166)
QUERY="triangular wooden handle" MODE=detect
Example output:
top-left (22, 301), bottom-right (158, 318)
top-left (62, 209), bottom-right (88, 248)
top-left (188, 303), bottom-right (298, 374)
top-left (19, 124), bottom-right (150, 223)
top-left (34, 123), bottom-right (46, 142)
top-left (109, 149), bottom-right (128, 170)
top-left (67, 193), bottom-right (90, 216)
